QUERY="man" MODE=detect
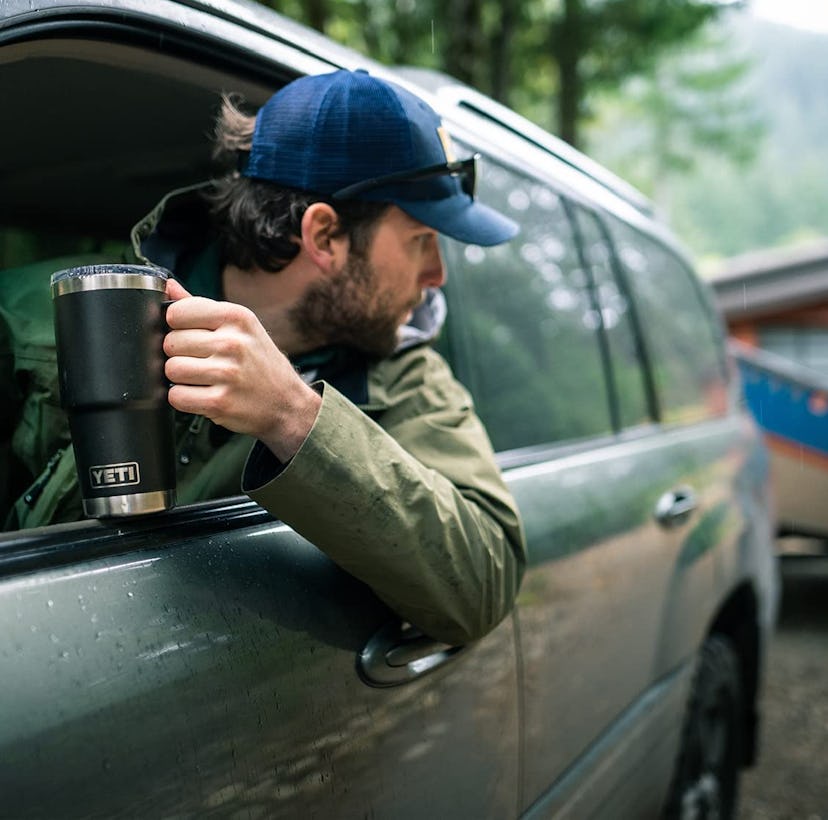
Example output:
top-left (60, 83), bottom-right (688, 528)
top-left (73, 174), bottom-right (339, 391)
top-left (8, 69), bottom-right (526, 645)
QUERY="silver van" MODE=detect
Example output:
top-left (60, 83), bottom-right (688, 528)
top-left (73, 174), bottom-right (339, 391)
top-left (0, 1), bottom-right (778, 817)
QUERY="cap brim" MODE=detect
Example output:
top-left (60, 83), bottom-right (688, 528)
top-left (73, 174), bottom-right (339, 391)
top-left (396, 196), bottom-right (519, 247)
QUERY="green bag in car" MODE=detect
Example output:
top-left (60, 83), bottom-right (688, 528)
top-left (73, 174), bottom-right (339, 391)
top-left (0, 254), bottom-right (112, 525)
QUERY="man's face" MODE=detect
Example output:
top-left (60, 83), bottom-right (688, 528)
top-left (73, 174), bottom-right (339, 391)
top-left (290, 206), bottom-right (446, 357)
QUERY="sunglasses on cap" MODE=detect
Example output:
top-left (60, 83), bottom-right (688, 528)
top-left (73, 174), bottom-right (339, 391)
top-left (332, 154), bottom-right (479, 201)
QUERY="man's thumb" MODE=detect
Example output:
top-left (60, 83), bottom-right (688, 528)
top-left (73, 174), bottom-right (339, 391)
top-left (165, 277), bottom-right (192, 300)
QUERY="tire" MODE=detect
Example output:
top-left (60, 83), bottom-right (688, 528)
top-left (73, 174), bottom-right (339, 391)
top-left (662, 635), bottom-right (743, 820)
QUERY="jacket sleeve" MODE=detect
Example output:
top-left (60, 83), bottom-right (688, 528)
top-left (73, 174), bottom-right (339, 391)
top-left (241, 346), bottom-right (526, 645)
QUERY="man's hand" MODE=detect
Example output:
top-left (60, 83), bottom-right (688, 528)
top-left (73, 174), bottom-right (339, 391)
top-left (164, 278), bottom-right (321, 462)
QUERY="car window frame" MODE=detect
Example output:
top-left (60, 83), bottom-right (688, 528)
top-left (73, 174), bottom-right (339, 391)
top-left (0, 12), bottom-right (341, 538)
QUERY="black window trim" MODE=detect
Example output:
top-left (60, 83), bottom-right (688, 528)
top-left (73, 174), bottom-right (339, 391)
top-left (586, 206), bottom-right (661, 424)
top-left (0, 495), bottom-right (267, 576)
top-left (565, 198), bottom-right (622, 433)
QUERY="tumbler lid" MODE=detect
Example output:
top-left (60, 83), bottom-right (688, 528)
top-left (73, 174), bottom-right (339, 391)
top-left (51, 264), bottom-right (170, 298)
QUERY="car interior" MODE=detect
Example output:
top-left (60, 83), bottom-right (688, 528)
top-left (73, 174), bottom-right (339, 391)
top-left (0, 37), bottom-right (278, 264)
top-left (0, 36), bottom-right (287, 527)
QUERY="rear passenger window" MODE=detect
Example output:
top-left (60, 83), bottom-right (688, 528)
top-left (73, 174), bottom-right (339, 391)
top-left (572, 206), bottom-right (652, 430)
top-left (442, 158), bottom-right (612, 452)
top-left (607, 219), bottom-right (727, 424)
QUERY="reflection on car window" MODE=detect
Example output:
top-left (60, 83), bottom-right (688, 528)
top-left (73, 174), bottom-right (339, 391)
top-left (442, 155), bottom-right (612, 452)
top-left (572, 206), bottom-right (651, 430)
top-left (607, 217), bottom-right (727, 424)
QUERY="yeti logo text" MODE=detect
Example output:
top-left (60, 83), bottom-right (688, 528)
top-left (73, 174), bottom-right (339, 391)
top-left (90, 462), bottom-right (140, 488)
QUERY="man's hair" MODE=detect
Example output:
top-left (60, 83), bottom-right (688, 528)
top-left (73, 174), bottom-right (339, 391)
top-left (208, 94), bottom-right (389, 272)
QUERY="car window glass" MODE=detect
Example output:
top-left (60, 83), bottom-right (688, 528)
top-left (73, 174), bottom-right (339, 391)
top-left (572, 206), bottom-right (652, 429)
top-left (606, 218), bottom-right (727, 423)
top-left (441, 155), bottom-right (612, 452)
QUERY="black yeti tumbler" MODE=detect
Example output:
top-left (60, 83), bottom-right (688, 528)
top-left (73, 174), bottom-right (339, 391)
top-left (51, 264), bottom-right (176, 517)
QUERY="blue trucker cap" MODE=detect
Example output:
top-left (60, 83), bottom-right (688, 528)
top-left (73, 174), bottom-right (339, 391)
top-left (242, 69), bottom-right (518, 247)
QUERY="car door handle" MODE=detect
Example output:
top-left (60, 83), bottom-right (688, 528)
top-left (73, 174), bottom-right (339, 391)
top-left (654, 486), bottom-right (697, 529)
top-left (358, 621), bottom-right (466, 687)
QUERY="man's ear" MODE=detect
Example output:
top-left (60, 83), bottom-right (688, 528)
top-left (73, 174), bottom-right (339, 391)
top-left (300, 202), bottom-right (349, 275)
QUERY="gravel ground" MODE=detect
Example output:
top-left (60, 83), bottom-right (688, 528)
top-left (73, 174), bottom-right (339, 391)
top-left (737, 544), bottom-right (828, 820)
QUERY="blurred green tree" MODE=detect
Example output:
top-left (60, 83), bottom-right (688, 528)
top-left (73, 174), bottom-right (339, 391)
top-left (585, 23), bottom-right (764, 219)
top-left (258, 0), bottom-right (735, 149)
top-left (547, 0), bottom-right (734, 147)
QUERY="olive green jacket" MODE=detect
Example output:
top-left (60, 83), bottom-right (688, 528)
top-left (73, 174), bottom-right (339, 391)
top-left (242, 345), bottom-right (526, 645)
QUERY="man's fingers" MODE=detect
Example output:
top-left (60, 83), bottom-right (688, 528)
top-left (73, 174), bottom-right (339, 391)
top-left (165, 355), bottom-right (219, 387)
top-left (165, 296), bottom-right (234, 331)
top-left (167, 383), bottom-right (225, 417)
top-left (164, 328), bottom-right (218, 359)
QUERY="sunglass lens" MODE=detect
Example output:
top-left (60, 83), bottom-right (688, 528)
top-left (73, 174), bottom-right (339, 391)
top-left (461, 157), bottom-right (477, 199)
top-left (462, 170), bottom-right (475, 198)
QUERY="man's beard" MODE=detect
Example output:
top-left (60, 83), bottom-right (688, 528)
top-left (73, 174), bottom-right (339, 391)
top-left (288, 253), bottom-right (405, 358)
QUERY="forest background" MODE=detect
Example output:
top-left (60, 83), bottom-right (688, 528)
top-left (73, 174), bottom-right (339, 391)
top-left (256, 0), bottom-right (828, 272)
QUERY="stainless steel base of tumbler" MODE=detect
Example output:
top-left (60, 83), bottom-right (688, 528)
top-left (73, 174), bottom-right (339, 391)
top-left (83, 490), bottom-right (176, 518)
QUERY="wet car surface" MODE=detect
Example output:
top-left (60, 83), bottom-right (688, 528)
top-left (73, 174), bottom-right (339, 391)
top-left (0, 1), bottom-right (778, 816)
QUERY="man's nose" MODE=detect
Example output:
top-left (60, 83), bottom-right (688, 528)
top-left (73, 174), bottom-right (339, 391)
top-left (421, 238), bottom-right (446, 288)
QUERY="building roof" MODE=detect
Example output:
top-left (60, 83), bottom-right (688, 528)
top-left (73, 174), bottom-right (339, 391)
top-left (709, 239), bottom-right (828, 320)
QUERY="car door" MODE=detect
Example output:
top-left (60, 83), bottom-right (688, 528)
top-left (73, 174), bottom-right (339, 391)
top-left (439, 150), bottom-right (735, 816)
top-left (0, 507), bottom-right (520, 818)
top-left (0, 6), bottom-right (520, 817)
